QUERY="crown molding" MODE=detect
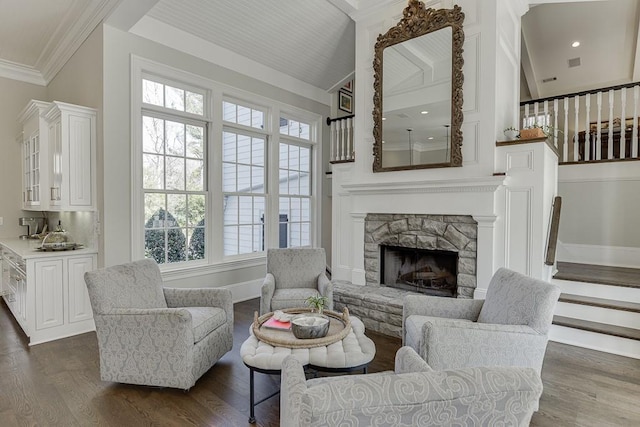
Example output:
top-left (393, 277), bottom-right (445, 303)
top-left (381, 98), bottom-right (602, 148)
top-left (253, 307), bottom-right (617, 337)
top-left (0, 58), bottom-right (46, 86)
top-left (38, 0), bottom-right (120, 84)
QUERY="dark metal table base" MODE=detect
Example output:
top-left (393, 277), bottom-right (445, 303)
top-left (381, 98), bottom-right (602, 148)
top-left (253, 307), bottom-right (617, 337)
top-left (245, 362), bottom-right (370, 424)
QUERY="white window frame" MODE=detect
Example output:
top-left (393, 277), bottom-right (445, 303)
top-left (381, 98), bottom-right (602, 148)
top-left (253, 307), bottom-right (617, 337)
top-left (131, 56), bottom-right (322, 275)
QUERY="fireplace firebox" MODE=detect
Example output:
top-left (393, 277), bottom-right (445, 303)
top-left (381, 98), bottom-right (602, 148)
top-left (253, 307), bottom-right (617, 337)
top-left (380, 245), bottom-right (458, 297)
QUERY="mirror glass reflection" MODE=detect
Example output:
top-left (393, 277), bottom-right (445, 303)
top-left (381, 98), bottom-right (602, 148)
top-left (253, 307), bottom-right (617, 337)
top-left (381, 27), bottom-right (452, 168)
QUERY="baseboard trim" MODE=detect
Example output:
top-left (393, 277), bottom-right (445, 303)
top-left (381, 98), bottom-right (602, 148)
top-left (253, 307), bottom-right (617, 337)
top-left (225, 278), bottom-right (262, 303)
top-left (556, 241), bottom-right (640, 269)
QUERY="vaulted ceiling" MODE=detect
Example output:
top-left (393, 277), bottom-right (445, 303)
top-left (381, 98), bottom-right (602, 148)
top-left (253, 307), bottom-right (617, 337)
top-left (0, 0), bottom-right (638, 101)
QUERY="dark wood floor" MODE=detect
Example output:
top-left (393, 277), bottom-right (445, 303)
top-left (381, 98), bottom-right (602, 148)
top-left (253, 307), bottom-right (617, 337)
top-left (1, 298), bottom-right (639, 426)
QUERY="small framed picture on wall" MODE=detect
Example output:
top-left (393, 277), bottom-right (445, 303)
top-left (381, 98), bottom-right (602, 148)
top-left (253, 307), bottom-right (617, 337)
top-left (338, 91), bottom-right (352, 113)
top-left (342, 80), bottom-right (352, 93)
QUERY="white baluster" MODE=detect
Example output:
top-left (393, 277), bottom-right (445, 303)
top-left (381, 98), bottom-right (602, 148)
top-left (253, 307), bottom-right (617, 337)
top-left (634, 86), bottom-right (639, 158)
top-left (563, 97), bottom-right (569, 162)
top-left (585, 94), bottom-right (591, 161)
top-left (621, 88), bottom-right (627, 159)
top-left (574, 96), bottom-right (580, 161)
top-left (330, 121), bottom-right (336, 162)
top-left (339, 119), bottom-right (345, 161)
top-left (552, 99), bottom-right (558, 150)
top-left (607, 89), bottom-right (614, 160)
top-left (596, 91), bottom-right (602, 161)
top-left (534, 102), bottom-right (539, 125)
top-left (544, 100), bottom-right (549, 127)
top-left (524, 103), bottom-right (530, 128)
top-left (346, 117), bottom-right (353, 161)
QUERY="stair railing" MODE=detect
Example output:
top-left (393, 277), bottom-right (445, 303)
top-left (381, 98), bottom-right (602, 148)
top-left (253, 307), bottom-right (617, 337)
top-left (521, 82), bottom-right (640, 164)
top-left (327, 114), bottom-right (354, 163)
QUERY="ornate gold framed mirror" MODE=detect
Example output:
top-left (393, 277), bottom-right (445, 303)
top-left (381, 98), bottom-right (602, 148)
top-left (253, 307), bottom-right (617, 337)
top-left (373, 1), bottom-right (464, 172)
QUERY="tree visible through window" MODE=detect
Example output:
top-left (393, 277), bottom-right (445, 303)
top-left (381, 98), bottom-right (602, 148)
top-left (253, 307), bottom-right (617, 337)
top-left (142, 77), bottom-right (206, 264)
top-left (137, 71), bottom-right (319, 267)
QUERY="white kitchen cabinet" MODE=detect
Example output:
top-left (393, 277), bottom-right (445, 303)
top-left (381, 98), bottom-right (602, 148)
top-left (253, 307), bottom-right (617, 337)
top-left (34, 259), bottom-right (64, 331)
top-left (1, 246), bottom-right (28, 331)
top-left (66, 256), bottom-right (95, 324)
top-left (44, 102), bottom-right (97, 211)
top-left (18, 100), bottom-right (51, 210)
top-left (0, 240), bottom-right (97, 345)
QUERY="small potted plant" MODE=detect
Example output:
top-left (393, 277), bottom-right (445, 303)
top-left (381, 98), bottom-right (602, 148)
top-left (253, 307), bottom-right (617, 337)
top-left (503, 126), bottom-right (520, 140)
top-left (305, 293), bottom-right (328, 315)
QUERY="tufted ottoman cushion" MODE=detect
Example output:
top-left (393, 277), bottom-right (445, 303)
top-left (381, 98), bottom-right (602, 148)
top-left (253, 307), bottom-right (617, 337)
top-left (240, 317), bottom-right (376, 371)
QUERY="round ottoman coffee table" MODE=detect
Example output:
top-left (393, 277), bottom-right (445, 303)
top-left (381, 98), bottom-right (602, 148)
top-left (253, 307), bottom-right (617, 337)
top-left (240, 312), bottom-right (376, 423)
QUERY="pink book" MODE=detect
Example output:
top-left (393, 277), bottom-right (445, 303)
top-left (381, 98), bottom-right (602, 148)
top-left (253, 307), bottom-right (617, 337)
top-left (263, 317), bottom-right (291, 330)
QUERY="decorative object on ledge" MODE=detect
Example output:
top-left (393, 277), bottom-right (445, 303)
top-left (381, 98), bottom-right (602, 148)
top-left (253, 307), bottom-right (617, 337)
top-left (373, 0), bottom-right (465, 172)
top-left (520, 127), bottom-right (546, 139)
top-left (503, 127), bottom-right (519, 140)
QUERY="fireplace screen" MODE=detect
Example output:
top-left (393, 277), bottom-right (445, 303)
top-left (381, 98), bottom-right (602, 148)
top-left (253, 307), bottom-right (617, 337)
top-left (380, 245), bottom-right (458, 297)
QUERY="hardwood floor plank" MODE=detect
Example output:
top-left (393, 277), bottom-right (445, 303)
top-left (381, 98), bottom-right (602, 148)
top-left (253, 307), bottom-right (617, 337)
top-left (1, 298), bottom-right (640, 426)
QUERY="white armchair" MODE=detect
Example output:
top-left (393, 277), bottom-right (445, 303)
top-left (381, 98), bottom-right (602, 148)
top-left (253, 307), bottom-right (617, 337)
top-left (84, 259), bottom-right (233, 389)
top-left (280, 346), bottom-right (543, 426)
top-left (260, 248), bottom-right (332, 315)
top-left (403, 268), bottom-right (561, 374)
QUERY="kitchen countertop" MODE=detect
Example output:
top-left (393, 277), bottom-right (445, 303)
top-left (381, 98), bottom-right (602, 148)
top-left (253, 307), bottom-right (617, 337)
top-left (0, 238), bottom-right (98, 259)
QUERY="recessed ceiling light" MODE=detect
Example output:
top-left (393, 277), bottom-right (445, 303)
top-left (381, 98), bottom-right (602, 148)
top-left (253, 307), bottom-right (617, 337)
top-left (428, 137), bottom-right (434, 140)
top-left (382, 140), bottom-right (386, 144)
top-left (421, 111), bottom-right (429, 115)
top-left (382, 117), bottom-right (386, 121)
top-left (571, 41), bottom-right (580, 48)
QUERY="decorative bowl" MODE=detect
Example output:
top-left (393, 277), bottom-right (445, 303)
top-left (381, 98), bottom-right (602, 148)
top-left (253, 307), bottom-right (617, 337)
top-left (291, 314), bottom-right (330, 339)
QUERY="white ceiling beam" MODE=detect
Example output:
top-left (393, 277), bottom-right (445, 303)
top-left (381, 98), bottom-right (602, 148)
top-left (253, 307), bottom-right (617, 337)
top-left (528, 0), bottom-right (602, 5)
top-left (520, 31), bottom-right (540, 100)
top-left (632, 6), bottom-right (640, 81)
top-left (105, 0), bottom-right (160, 31)
top-left (326, 0), bottom-right (358, 17)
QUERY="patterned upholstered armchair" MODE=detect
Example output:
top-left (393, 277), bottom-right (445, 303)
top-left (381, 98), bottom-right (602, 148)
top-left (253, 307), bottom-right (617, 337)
top-left (403, 268), bottom-right (561, 374)
top-left (260, 248), bottom-right (332, 315)
top-left (84, 259), bottom-right (233, 389)
top-left (280, 346), bottom-right (543, 426)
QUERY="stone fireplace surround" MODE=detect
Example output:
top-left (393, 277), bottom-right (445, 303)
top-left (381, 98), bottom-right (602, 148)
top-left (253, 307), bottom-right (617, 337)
top-left (364, 213), bottom-right (478, 297)
top-left (334, 213), bottom-right (478, 338)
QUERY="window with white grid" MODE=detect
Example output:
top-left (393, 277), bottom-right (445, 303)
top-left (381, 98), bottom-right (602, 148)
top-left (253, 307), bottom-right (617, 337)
top-left (279, 116), bottom-right (312, 248)
top-left (141, 78), bottom-right (207, 265)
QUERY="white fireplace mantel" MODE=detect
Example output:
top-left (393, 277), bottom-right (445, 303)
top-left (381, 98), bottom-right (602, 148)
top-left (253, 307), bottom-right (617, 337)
top-left (341, 175), bottom-right (508, 195)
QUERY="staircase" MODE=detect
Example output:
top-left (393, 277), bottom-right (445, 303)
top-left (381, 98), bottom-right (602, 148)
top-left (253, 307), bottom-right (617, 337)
top-left (550, 262), bottom-right (640, 359)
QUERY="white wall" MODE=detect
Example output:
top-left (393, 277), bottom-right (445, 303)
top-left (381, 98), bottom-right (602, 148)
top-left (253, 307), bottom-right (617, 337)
top-left (0, 78), bottom-right (47, 238)
top-left (46, 26), bottom-right (103, 252)
top-left (102, 25), bottom-right (330, 291)
top-left (557, 162), bottom-right (640, 267)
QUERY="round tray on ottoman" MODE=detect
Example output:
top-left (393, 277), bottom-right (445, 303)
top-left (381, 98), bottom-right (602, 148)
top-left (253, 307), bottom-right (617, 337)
top-left (252, 307), bottom-right (351, 348)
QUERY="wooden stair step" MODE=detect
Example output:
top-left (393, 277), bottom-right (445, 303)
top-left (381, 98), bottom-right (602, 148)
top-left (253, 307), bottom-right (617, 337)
top-left (553, 315), bottom-right (640, 341)
top-left (554, 262), bottom-right (640, 289)
top-left (559, 294), bottom-right (640, 313)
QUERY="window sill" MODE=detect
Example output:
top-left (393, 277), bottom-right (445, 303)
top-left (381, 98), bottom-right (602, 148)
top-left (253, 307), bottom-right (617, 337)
top-left (160, 255), bottom-right (266, 281)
